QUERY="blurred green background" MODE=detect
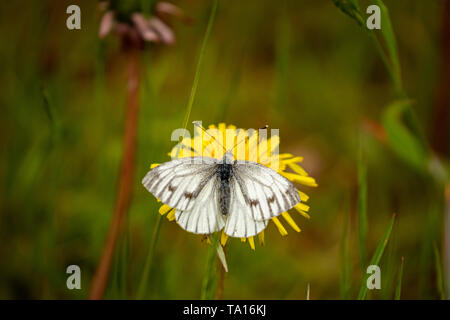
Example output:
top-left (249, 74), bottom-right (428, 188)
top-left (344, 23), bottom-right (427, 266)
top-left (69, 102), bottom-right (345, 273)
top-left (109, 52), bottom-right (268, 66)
top-left (0, 0), bottom-right (449, 299)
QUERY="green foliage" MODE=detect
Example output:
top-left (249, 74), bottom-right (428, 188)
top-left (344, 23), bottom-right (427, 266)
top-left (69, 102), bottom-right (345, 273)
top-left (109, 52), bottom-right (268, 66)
top-left (332, 0), bottom-right (365, 26)
top-left (373, 0), bottom-right (403, 95)
top-left (358, 215), bottom-right (395, 300)
top-left (382, 100), bottom-right (428, 172)
top-left (433, 243), bottom-right (446, 300)
top-left (333, 0), bottom-right (403, 94)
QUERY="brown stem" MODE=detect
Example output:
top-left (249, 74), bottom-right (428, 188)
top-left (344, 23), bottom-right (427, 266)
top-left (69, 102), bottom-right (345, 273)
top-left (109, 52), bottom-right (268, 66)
top-left (431, 0), bottom-right (450, 156)
top-left (89, 46), bottom-right (140, 300)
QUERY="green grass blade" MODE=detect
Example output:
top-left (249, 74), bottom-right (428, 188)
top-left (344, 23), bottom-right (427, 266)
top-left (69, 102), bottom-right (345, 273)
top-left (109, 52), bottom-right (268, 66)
top-left (136, 214), bottom-right (162, 299)
top-left (181, 0), bottom-right (219, 132)
top-left (382, 100), bottom-right (428, 172)
top-left (394, 256), bottom-right (405, 300)
top-left (358, 214), bottom-right (396, 300)
top-left (381, 216), bottom-right (398, 299)
top-left (332, 0), bottom-right (365, 26)
top-left (119, 222), bottom-right (130, 299)
top-left (373, 0), bottom-right (402, 95)
top-left (332, 0), bottom-right (403, 96)
top-left (357, 137), bottom-right (368, 269)
top-left (434, 243), bottom-right (446, 300)
top-left (340, 203), bottom-right (352, 299)
top-left (41, 87), bottom-right (61, 146)
top-left (201, 233), bottom-right (220, 300)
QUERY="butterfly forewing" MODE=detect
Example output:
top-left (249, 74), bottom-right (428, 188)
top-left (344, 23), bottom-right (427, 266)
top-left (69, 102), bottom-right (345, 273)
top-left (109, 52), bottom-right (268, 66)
top-left (142, 157), bottom-right (218, 212)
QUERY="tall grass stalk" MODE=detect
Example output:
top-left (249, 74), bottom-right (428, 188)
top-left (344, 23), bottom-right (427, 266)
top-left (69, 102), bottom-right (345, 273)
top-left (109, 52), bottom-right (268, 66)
top-left (137, 0), bottom-right (219, 300)
top-left (182, 0), bottom-right (219, 131)
top-left (394, 256), bottom-right (404, 300)
top-left (381, 215), bottom-right (399, 299)
top-left (358, 214), bottom-right (395, 300)
top-left (332, 0), bottom-right (403, 96)
top-left (201, 233), bottom-right (221, 300)
top-left (136, 214), bottom-right (162, 299)
top-left (433, 243), bottom-right (446, 299)
top-left (339, 198), bottom-right (351, 299)
top-left (371, 0), bottom-right (403, 97)
top-left (357, 136), bottom-right (368, 269)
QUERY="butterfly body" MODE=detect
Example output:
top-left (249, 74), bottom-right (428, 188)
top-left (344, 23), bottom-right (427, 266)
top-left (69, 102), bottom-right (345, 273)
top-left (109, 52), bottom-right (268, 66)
top-left (142, 154), bottom-right (300, 238)
top-left (217, 156), bottom-right (233, 216)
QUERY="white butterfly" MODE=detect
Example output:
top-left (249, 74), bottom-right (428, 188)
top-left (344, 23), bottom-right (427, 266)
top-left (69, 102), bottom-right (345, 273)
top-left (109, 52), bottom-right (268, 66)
top-left (142, 130), bottom-right (300, 238)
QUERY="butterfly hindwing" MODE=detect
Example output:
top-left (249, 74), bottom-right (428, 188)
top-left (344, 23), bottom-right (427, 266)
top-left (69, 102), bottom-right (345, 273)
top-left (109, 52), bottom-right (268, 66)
top-left (175, 176), bottom-right (226, 234)
top-left (224, 178), bottom-right (268, 238)
top-left (232, 161), bottom-right (301, 221)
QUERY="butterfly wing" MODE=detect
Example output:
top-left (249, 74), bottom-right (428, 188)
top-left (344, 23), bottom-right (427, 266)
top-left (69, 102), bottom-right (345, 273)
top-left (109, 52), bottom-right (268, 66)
top-left (142, 157), bottom-right (218, 211)
top-left (223, 178), bottom-right (268, 238)
top-left (175, 176), bottom-right (226, 234)
top-left (232, 161), bottom-right (301, 221)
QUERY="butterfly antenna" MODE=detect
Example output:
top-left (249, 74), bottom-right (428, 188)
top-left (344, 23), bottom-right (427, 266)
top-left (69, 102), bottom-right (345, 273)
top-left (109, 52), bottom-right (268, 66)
top-left (193, 121), bottom-right (226, 152)
top-left (226, 124), bottom-right (269, 154)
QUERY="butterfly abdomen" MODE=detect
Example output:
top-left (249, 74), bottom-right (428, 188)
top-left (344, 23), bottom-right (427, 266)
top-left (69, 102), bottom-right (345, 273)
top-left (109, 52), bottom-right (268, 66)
top-left (218, 163), bottom-right (232, 215)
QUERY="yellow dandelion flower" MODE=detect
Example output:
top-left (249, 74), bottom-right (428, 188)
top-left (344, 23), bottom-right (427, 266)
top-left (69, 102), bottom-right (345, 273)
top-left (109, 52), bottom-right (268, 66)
top-left (147, 122), bottom-right (317, 250)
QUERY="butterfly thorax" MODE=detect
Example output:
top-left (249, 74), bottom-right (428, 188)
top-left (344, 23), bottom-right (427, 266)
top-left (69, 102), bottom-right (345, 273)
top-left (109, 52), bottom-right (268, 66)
top-left (218, 162), bottom-right (232, 181)
top-left (218, 161), bottom-right (233, 216)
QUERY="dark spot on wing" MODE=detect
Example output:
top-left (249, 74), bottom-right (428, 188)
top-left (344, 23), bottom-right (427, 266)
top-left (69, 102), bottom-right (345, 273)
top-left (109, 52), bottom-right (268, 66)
top-left (184, 192), bottom-right (194, 199)
top-left (250, 199), bottom-right (259, 207)
top-left (168, 184), bottom-right (177, 192)
top-left (266, 196), bottom-right (275, 216)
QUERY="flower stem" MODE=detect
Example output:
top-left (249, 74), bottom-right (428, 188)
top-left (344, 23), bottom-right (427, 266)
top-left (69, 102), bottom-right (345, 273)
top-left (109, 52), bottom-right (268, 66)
top-left (136, 213), bottom-right (162, 299)
top-left (89, 46), bottom-right (140, 300)
top-left (201, 233), bottom-right (220, 300)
